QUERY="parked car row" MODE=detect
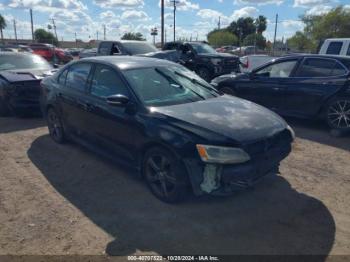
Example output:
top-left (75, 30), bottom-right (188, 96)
top-left (1, 45), bottom-right (349, 203)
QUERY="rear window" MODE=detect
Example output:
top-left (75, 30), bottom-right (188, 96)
top-left (98, 42), bottom-right (111, 55)
top-left (0, 54), bottom-right (51, 71)
top-left (326, 42), bottom-right (343, 55)
top-left (347, 44), bottom-right (350, 56)
top-left (296, 58), bottom-right (347, 77)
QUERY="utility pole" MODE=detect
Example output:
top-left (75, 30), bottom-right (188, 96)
top-left (272, 13), bottom-right (278, 56)
top-left (161, 0), bottom-right (164, 47)
top-left (51, 18), bottom-right (58, 41)
top-left (218, 16), bottom-right (221, 30)
top-left (96, 31), bottom-right (99, 40)
top-left (170, 0), bottom-right (179, 42)
top-left (75, 32), bottom-right (77, 48)
top-left (30, 9), bottom-right (34, 42)
top-left (13, 19), bottom-right (18, 43)
top-left (103, 24), bottom-right (106, 40)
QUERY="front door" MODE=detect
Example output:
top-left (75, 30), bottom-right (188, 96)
top-left (236, 59), bottom-right (299, 112)
top-left (83, 64), bottom-right (138, 162)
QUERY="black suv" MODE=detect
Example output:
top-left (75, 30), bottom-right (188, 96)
top-left (163, 41), bottom-right (240, 81)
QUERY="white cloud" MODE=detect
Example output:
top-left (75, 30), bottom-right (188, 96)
top-left (93, 0), bottom-right (144, 8)
top-left (99, 10), bottom-right (116, 19)
top-left (293, 0), bottom-right (332, 8)
top-left (161, 0), bottom-right (199, 11)
top-left (121, 10), bottom-right (150, 21)
top-left (231, 6), bottom-right (259, 20)
top-left (3, 0), bottom-right (87, 11)
top-left (306, 5), bottom-right (332, 15)
top-left (234, 0), bottom-right (283, 5)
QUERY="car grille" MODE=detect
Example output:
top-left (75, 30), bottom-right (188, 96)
top-left (13, 81), bottom-right (41, 100)
top-left (244, 129), bottom-right (293, 158)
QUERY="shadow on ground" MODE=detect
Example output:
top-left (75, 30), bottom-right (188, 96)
top-left (0, 117), bottom-right (45, 134)
top-left (286, 117), bottom-right (350, 152)
top-left (27, 135), bottom-right (335, 258)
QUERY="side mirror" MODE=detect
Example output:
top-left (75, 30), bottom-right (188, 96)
top-left (53, 64), bottom-right (59, 68)
top-left (106, 94), bottom-right (130, 106)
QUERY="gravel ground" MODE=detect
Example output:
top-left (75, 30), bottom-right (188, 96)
top-left (0, 116), bottom-right (349, 258)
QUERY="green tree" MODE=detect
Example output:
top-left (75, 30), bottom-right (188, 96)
top-left (228, 17), bottom-right (257, 40)
top-left (121, 32), bottom-right (145, 41)
top-left (287, 31), bottom-right (313, 52)
top-left (34, 28), bottom-right (58, 45)
top-left (207, 30), bottom-right (238, 47)
top-left (0, 14), bottom-right (7, 43)
top-left (255, 15), bottom-right (267, 34)
top-left (301, 6), bottom-right (350, 44)
top-left (242, 33), bottom-right (267, 49)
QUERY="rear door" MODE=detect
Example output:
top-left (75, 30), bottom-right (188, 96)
top-left (284, 57), bottom-right (349, 116)
top-left (236, 59), bottom-right (298, 112)
top-left (56, 62), bottom-right (93, 136)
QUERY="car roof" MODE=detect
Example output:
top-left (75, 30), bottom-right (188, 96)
top-left (275, 53), bottom-right (350, 61)
top-left (81, 56), bottom-right (176, 70)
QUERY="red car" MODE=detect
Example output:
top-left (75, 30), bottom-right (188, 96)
top-left (29, 43), bottom-right (73, 64)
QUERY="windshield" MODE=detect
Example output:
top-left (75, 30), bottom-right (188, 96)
top-left (123, 42), bottom-right (158, 55)
top-left (191, 43), bottom-right (217, 54)
top-left (0, 54), bottom-right (51, 71)
top-left (123, 66), bottom-right (219, 107)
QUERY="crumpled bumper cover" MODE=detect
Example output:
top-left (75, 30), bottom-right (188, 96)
top-left (184, 142), bottom-right (292, 196)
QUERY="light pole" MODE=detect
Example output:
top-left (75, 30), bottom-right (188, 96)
top-left (170, 0), bottom-right (179, 42)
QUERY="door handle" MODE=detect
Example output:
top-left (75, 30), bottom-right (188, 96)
top-left (273, 87), bottom-right (281, 91)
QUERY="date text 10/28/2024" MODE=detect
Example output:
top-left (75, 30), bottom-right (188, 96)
top-left (127, 255), bottom-right (220, 261)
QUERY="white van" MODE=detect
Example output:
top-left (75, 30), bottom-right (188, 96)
top-left (319, 38), bottom-right (350, 56)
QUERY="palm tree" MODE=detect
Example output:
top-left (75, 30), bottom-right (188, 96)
top-left (0, 14), bottom-right (7, 43)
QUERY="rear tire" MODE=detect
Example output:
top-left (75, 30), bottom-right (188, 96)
top-left (143, 147), bottom-right (189, 203)
top-left (220, 86), bottom-right (236, 96)
top-left (47, 108), bottom-right (66, 144)
top-left (325, 97), bottom-right (350, 131)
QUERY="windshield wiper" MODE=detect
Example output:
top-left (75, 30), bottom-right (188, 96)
top-left (155, 68), bottom-right (206, 100)
top-left (174, 71), bottom-right (219, 96)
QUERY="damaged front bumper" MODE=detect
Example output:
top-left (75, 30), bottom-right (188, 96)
top-left (184, 143), bottom-right (291, 196)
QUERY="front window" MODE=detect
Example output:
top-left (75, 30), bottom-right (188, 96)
top-left (123, 66), bottom-right (219, 107)
top-left (0, 54), bottom-right (52, 71)
top-left (255, 60), bottom-right (297, 78)
top-left (123, 42), bottom-right (158, 55)
top-left (190, 43), bottom-right (217, 54)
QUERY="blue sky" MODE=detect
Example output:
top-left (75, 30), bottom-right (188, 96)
top-left (0, 0), bottom-right (349, 42)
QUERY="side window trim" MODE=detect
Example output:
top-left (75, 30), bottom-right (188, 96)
top-left (254, 59), bottom-right (299, 78)
top-left (57, 67), bottom-right (69, 86)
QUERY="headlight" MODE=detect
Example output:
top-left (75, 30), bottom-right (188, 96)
top-left (211, 58), bottom-right (222, 65)
top-left (196, 144), bottom-right (250, 164)
top-left (286, 125), bottom-right (296, 141)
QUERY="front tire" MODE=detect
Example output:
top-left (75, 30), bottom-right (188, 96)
top-left (326, 98), bottom-right (350, 131)
top-left (196, 67), bottom-right (212, 82)
top-left (143, 147), bottom-right (189, 203)
top-left (47, 108), bottom-right (66, 144)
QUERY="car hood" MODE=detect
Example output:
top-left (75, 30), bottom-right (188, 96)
top-left (0, 68), bottom-right (55, 82)
top-left (137, 50), bottom-right (180, 62)
top-left (152, 95), bottom-right (287, 143)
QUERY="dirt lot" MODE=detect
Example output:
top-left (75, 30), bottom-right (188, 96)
top-left (0, 116), bottom-right (349, 258)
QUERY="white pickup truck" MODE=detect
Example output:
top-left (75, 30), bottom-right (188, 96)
top-left (319, 38), bottom-right (350, 56)
top-left (239, 55), bottom-right (276, 73)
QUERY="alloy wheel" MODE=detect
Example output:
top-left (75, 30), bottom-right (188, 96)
top-left (327, 100), bottom-right (350, 129)
top-left (145, 154), bottom-right (178, 198)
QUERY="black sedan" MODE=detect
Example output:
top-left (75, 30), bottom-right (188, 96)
top-left (212, 55), bottom-right (350, 131)
top-left (40, 56), bottom-right (294, 203)
top-left (0, 52), bottom-right (55, 116)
